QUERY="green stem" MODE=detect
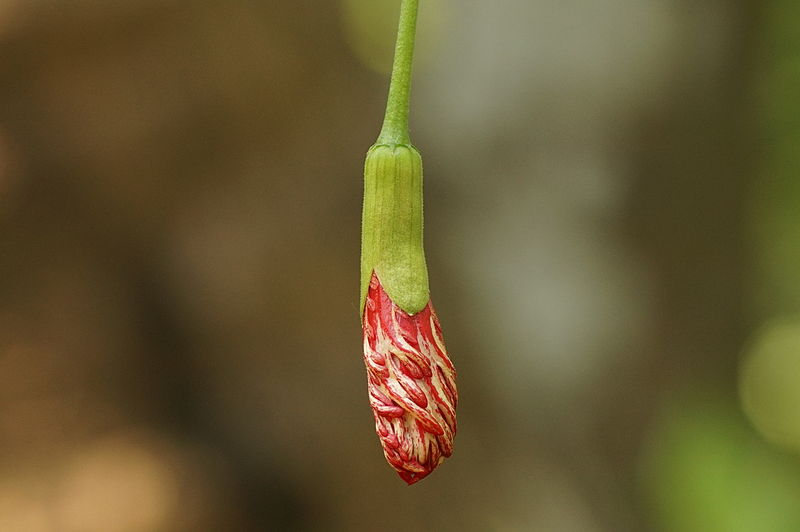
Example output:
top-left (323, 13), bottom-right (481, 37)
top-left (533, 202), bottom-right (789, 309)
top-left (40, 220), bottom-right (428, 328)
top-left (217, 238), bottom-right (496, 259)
top-left (376, 0), bottom-right (419, 145)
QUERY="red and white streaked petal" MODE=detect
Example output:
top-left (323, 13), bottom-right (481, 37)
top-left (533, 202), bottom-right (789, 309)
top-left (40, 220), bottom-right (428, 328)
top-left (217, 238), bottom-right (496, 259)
top-left (362, 272), bottom-right (458, 484)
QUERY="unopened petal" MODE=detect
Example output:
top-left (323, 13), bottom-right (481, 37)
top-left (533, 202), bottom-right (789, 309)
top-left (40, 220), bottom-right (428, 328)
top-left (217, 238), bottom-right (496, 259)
top-left (362, 272), bottom-right (458, 484)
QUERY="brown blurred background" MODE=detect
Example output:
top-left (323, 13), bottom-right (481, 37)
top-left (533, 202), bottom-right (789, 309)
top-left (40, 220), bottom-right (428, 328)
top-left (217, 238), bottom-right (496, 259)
top-left (2, 1), bottom-right (800, 531)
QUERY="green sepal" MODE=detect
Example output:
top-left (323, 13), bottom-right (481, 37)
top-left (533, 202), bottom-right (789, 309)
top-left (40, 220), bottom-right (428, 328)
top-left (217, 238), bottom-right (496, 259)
top-left (360, 143), bottom-right (429, 315)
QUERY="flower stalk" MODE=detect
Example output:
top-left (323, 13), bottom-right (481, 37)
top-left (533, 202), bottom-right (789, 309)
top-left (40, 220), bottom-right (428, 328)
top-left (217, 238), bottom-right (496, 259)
top-left (360, 0), bottom-right (458, 485)
top-left (376, 0), bottom-right (418, 146)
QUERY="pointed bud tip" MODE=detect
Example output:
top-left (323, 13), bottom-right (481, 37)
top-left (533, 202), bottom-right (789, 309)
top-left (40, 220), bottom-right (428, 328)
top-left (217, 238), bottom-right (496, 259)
top-left (399, 469), bottom-right (430, 485)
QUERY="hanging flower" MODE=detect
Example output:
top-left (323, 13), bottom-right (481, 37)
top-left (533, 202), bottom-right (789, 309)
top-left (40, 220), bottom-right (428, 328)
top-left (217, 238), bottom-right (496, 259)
top-left (359, 0), bottom-right (459, 487)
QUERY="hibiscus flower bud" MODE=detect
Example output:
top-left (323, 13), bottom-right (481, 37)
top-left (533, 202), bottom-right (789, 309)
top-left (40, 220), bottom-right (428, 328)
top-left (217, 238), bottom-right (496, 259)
top-left (360, 143), bottom-right (458, 484)
top-left (358, 0), bottom-right (458, 484)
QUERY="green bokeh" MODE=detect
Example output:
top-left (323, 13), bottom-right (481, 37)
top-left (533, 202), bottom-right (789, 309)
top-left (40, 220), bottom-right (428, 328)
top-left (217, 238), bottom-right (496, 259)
top-left (752, 0), bottom-right (800, 315)
top-left (641, 395), bottom-right (800, 532)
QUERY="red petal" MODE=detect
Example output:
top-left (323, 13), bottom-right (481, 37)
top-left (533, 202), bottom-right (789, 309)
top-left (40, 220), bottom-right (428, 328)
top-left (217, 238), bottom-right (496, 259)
top-left (362, 272), bottom-right (458, 484)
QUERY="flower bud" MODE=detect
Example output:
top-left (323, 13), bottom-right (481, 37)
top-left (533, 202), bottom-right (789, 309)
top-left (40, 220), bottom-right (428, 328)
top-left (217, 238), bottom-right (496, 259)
top-left (360, 144), bottom-right (458, 484)
top-left (358, 0), bottom-right (456, 485)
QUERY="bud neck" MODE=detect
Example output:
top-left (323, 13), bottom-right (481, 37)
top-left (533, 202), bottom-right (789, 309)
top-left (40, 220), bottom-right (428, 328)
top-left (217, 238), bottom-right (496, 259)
top-left (376, 0), bottom-right (419, 146)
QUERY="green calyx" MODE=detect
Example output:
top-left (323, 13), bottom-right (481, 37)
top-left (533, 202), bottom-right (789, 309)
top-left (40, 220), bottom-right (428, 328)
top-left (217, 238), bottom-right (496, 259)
top-left (360, 143), bottom-right (429, 315)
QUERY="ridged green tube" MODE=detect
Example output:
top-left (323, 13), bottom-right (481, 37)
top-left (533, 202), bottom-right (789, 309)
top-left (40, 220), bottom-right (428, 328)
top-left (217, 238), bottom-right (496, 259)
top-left (360, 143), bottom-right (429, 314)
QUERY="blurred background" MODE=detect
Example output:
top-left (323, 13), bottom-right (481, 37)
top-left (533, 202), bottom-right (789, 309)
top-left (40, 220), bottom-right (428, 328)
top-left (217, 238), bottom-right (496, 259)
top-left (1, 0), bottom-right (799, 530)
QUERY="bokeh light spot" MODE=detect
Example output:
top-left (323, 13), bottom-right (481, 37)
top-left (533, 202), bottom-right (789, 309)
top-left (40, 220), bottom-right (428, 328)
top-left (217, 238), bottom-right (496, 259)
top-left (640, 394), bottom-right (800, 532)
top-left (0, 485), bottom-right (50, 532)
top-left (54, 435), bottom-right (179, 532)
top-left (740, 317), bottom-right (800, 452)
